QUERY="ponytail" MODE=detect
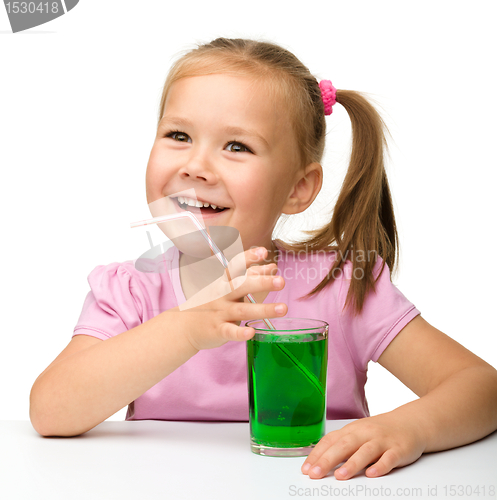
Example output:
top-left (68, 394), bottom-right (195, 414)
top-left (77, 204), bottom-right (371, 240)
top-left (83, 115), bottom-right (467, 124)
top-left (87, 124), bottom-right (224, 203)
top-left (285, 90), bottom-right (398, 316)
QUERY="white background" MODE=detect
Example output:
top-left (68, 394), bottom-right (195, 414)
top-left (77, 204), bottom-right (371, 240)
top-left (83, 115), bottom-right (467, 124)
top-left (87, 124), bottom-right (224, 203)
top-left (1, 1), bottom-right (496, 422)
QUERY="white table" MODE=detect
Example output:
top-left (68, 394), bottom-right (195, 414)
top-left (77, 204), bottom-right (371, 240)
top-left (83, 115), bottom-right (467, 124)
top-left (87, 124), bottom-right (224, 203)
top-left (1, 420), bottom-right (496, 500)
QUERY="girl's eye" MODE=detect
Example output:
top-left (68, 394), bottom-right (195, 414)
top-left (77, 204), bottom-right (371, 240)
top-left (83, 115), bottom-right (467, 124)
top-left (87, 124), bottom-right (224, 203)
top-left (167, 131), bottom-right (191, 142)
top-left (226, 142), bottom-right (252, 153)
top-left (165, 131), bottom-right (251, 153)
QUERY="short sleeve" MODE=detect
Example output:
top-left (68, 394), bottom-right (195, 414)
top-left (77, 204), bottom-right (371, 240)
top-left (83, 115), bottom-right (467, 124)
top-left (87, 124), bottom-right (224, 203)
top-left (73, 263), bottom-right (144, 340)
top-left (338, 258), bottom-right (421, 369)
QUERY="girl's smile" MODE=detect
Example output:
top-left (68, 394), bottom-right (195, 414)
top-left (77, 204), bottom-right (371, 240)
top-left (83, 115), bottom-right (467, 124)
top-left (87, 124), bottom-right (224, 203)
top-left (171, 194), bottom-right (229, 219)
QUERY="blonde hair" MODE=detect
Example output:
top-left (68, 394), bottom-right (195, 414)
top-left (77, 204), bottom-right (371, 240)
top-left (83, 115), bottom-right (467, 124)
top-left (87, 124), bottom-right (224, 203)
top-left (158, 38), bottom-right (398, 316)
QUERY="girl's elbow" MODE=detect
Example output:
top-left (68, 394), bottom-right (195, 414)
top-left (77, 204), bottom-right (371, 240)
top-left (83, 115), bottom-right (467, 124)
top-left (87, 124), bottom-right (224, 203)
top-left (30, 409), bottom-right (87, 438)
top-left (29, 384), bottom-right (85, 438)
top-left (29, 383), bottom-right (51, 436)
top-left (29, 405), bottom-right (58, 437)
top-left (29, 396), bottom-right (61, 437)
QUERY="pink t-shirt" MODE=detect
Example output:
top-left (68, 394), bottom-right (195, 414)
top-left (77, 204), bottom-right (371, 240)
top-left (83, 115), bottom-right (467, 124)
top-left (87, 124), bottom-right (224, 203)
top-left (73, 241), bottom-right (420, 421)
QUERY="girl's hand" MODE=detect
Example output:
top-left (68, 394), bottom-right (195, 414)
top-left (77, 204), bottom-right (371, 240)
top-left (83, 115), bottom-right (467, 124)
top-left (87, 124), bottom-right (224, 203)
top-left (301, 413), bottom-right (427, 480)
top-left (180, 246), bottom-right (287, 351)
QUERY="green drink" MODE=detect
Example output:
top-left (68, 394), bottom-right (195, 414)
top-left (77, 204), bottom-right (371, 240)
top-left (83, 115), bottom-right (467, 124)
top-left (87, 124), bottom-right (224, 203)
top-left (246, 318), bottom-right (328, 457)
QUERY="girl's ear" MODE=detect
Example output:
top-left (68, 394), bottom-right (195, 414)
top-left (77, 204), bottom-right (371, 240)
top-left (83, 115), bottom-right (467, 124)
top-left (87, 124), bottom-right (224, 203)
top-left (282, 163), bottom-right (323, 215)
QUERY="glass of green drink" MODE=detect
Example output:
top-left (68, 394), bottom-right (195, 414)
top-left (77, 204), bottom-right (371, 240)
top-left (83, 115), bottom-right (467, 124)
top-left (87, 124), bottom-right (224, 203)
top-left (246, 317), bottom-right (328, 457)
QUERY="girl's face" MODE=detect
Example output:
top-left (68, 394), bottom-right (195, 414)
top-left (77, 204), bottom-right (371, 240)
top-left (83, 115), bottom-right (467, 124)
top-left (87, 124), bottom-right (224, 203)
top-left (146, 73), bottom-right (303, 251)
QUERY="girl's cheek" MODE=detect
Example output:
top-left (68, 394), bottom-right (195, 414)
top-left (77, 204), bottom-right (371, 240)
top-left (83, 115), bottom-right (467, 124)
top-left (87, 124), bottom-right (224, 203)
top-left (146, 157), bottom-right (170, 195)
top-left (147, 147), bottom-right (173, 175)
top-left (148, 144), bottom-right (165, 165)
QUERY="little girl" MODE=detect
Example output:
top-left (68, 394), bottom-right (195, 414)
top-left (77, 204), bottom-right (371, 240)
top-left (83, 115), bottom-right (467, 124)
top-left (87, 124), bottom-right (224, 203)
top-left (30, 37), bottom-right (497, 481)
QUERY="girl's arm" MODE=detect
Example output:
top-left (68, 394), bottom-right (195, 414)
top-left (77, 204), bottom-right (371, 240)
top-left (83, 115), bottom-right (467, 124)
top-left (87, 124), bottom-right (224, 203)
top-left (302, 315), bottom-right (497, 480)
top-left (30, 249), bottom-right (287, 437)
top-left (30, 313), bottom-right (197, 437)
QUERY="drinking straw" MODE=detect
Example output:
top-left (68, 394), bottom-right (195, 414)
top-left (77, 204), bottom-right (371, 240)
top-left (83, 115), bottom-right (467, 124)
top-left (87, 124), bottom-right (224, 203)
top-left (131, 211), bottom-right (324, 395)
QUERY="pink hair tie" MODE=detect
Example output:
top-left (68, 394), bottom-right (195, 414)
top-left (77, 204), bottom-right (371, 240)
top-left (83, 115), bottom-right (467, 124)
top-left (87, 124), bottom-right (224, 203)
top-left (319, 80), bottom-right (337, 115)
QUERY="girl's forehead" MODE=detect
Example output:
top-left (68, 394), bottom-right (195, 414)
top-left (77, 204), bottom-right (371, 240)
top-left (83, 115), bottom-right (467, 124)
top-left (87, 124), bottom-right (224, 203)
top-left (163, 74), bottom-right (290, 130)
top-left (165, 73), bottom-right (285, 112)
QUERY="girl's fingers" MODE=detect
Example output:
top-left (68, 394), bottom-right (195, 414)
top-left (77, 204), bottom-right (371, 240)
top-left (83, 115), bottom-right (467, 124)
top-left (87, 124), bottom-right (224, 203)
top-left (302, 431), bottom-right (341, 470)
top-left (303, 435), bottom-right (405, 480)
top-left (333, 441), bottom-right (384, 480)
top-left (246, 246), bottom-right (270, 267)
top-left (302, 433), bottom-right (360, 479)
top-left (220, 302), bottom-right (287, 343)
top-left (365, 449), bottom-right (403, 478)
top-left (227, 246), bottom-right (270, 280)
top-left (181, 262), bottom-right (280, 311)
top-left (228, 272), bottom-right (285, 300)
top-left (247, 262), bottom-right (278, 276)
top-left (229, 300), bottom-right (288, 322)
top-left (219, 323), bottom-right (255, 343)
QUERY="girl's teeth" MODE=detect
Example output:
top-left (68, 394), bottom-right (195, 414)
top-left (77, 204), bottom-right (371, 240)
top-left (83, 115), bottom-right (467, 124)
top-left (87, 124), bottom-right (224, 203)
top-left (176, 196), bottom-right (225, 210)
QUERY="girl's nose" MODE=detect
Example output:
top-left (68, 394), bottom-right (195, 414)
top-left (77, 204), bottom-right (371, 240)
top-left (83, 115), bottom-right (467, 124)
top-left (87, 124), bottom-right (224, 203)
top-left (179, 154), bottom-right (218, 184)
